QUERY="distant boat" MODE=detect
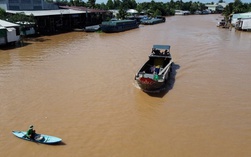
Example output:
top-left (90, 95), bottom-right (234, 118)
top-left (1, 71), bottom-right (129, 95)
top-left (140, 16), bottom-right (151, 24)
top-left (100, 19), bottom-right (139, 33)
top-left (156, 16), bottom-right (166, 22)
top-left (235, 18), bottom-right (251, 31)
top-left (175, 10), bottom-right (190, 15)
top-left (217, 19), bottom-right (226, 27)
top-left (84, 25), bottom-right (100, 32)
top-left (126, 15), bottom-right (145, 24)
top-left (141, 16), bottom-right (165, 25)
top-left (231, 12), bottom-right (251, 27)
top-left (73, 28), bottom-right (85, 32)
top-left (135, 45), bottom-right (173, 93)
top-left (73, 25), bottom-right (100, 32)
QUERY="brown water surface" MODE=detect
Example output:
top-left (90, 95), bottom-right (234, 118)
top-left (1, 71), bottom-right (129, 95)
top-left (0, 14), bottom-right (251, 157)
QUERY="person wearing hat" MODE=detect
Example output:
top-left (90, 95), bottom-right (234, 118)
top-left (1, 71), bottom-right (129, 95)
top-left (26, 125), bottom-right (36, 139)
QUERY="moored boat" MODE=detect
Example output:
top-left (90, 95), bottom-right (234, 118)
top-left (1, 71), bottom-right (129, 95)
top-left (217, 19), bottom-right (226, 27)
top-left (12, 130), bottom-right (62, 144)
top-left (135, 45), bottom-right (173, 93)
top-left (84, 25), bottom-right (100, 32)
top-left (141, 16), bottom-right (165, 25)
top-left (235, 18), bottom-right (251, 31)
top-left (156, 16), bottom-right (166, 22)
top-left (100, 19), bottom-right (139, 33)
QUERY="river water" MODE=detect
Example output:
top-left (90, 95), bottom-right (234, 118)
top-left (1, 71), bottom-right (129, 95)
top-left (0, 14), bottom-right (250, 157)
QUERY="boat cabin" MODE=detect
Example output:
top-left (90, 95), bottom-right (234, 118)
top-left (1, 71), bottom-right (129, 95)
top-left (151, 45), bottom-right (171, 57)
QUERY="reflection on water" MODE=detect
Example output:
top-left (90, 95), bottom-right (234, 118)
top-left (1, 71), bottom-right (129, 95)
top-left (0, 15), bottom-right (251, 157)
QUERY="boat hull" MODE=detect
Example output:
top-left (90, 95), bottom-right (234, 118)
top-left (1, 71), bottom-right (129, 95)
top-left (136, 77), bottom-right (166, 92)
top-left (12, 130), bottom-right (62, 144)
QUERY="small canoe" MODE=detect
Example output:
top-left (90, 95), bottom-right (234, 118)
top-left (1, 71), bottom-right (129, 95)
top-left (12, 130), bottom-right (62, 144)
top-left (84, 25), bottom-right (100, 32)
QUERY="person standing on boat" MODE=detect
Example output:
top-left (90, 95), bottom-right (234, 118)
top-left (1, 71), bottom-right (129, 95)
top-left (26, 125), bottom-right (36, 139)
top-left (151, 66), bottom-right (155, 73)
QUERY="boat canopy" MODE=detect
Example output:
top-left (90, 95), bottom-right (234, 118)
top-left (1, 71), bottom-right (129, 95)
top-left (153, 45), bottom-right (170, 50)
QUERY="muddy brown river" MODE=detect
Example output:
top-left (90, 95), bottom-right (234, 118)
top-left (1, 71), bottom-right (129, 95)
top-left (0, 14), bottom-right (251, 157)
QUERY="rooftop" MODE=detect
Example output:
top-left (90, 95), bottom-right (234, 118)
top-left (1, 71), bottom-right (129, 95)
top-left (0, 19), bottom-right (20, 27)
top-left (6, 9), bottom-right (85, 16)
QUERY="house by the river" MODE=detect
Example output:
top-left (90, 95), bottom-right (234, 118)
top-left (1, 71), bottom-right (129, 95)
top-left (0, 19), bottom-right (20, 46)
top-left (0, 0), bottom-right (111, 35)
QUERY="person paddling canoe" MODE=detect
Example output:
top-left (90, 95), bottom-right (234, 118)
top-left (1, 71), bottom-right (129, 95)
top-left (26, 125), bottom-right (36, 139)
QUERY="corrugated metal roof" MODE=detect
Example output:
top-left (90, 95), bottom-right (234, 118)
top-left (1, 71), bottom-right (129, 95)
top-left (0, 19), bottom-right (20, 27)
top-left (59, 6), bottom-right (109, 13)
top-left (153, 45), bottom-right (171, 50)
top-left (6, 9), bottom-right (86, 16)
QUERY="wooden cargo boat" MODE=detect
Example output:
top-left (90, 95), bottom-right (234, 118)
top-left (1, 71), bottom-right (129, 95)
top-left (135, 45), bottom-right (173, 93)
top-left (100, 19), bottom-right (139, 33)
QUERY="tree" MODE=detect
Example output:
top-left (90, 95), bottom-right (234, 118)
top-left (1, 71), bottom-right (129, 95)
top-left (121, 0), bottom-right (130, 10)
top-left (130, 0), bottom-right (137, 9)
top-left (0, 8), bottom-right (6, 19)
top-left (7, 12), bottom-right (35, 24)
top-left (169, 0), bottom-right (175, 9)
top-left (175, 0), bottom-right (183, 10)
top-left (136, 4), bottom-right (143, 14)
top-left (117, 8), bottom-right (127, 19)
top-left (190, 2), bottom-right (199, 14)
top-left (87, 0), bottom-right (96, 8)
top-left (233, 0), bottom-right (244, 13)
top-left (114, 0), bottom-right (121, 9)
top-left (106, 0), bottom-right (114, 9)
top-left (222, 3), bottom-right (232, 17)
top-left (96, 3), bottom-right (108, 10)
top-left (153, 9), bottom-right (162, 17)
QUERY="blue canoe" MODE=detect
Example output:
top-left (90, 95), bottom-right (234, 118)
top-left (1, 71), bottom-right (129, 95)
top-left (12, 130), bottom-right (62, 144)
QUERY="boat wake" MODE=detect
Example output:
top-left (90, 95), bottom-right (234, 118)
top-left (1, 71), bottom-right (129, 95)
top-left (132, 82), bottom-right (141, 90)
